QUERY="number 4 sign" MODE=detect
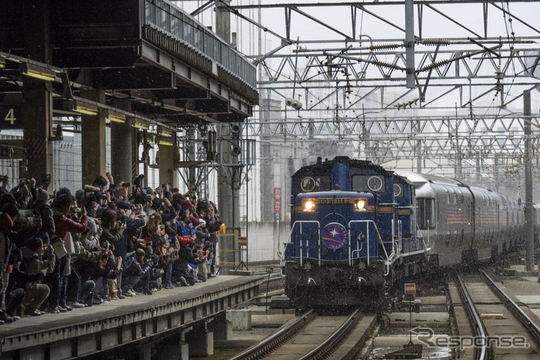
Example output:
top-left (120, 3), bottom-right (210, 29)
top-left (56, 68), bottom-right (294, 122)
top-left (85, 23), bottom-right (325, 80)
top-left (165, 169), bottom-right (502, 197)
top-left (0, 107), bottom-right (22, 129)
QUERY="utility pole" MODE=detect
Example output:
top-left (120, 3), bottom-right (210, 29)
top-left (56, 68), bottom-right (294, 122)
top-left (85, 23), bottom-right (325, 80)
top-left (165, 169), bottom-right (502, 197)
top-left (404, 0), bottom-right (415, 89)
top-left (216, 0), bottom-right (240, 271)
top-left (524, 90), bottom-right (534, 272)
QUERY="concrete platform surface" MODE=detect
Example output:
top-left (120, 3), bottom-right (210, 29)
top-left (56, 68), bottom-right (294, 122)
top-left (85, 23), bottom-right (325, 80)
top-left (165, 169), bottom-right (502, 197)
top-left (417, 296), bottom-right (447, 305)
top-left (0, 275), bottom-right (264, 338)
top-left (373, 335), bottom-right (450, 347)
top-left (387, 312), bottom-right (449, 328)
top-left (516, 295), bottom-right (540, 304)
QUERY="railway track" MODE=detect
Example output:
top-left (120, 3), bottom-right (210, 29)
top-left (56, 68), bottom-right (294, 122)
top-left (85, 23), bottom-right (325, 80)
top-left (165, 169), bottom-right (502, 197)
top-left (452, 270), bottom-right (540, 360)
top-left (230, 309), bottom-right (377, 360)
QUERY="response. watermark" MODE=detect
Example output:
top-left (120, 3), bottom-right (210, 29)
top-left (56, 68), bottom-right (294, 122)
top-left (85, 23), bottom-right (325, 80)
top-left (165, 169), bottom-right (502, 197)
top-left (411, 326), bottom-right (530, 349)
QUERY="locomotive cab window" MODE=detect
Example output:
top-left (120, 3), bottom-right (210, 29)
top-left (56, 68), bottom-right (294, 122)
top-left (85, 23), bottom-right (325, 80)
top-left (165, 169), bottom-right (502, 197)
top-left (352, 175), bottom-right (386, 193)
top-left (393, 183), bottom-right (404, 198)
top-left (417, 198), bottom-right (436, 229)
top-left (298, 176), bottom-right (331, 192)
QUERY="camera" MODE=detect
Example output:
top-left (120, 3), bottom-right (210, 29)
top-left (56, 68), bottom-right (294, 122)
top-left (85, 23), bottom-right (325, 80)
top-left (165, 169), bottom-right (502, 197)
top-left (122, 182), bottom-right (130, 188)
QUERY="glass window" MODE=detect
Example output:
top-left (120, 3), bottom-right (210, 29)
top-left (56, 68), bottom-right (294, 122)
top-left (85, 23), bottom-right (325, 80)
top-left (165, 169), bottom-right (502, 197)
top-left (444, 187), bottom-right (450, 204)
top-left (393, 183), bottom-right (404, 198)
top-left (450, 188), bottom-right (457, 204)
top-left (417, 198), bottom-right (436, 230)
top-left (457, 188), bottom-right (463, 202)
top-left (351, 175), bottom-right (386, 193)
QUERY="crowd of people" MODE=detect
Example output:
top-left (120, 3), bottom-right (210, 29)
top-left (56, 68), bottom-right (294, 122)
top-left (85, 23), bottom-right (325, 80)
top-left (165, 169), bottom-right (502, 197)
top-left (0, 173), bottom-right (223, 324)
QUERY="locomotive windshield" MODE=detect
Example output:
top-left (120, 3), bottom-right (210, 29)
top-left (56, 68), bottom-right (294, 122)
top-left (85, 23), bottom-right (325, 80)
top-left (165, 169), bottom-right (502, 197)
top-left (297, 176), bottom-right (331, 192)
top-left (351, 175), bottom-right (386, 193)
top-left (417, 198), bottom-right (436, 229)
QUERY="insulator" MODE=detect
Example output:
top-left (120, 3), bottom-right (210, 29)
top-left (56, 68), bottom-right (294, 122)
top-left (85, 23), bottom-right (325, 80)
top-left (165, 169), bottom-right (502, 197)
top-left (421, 38), bottom-right (450, 46)
top-left (369, 43), bottom-right (401, 51)
top-left (370, 60), bottom-right (403, 71)
top-left (418, 59), bottom-right (452, 72)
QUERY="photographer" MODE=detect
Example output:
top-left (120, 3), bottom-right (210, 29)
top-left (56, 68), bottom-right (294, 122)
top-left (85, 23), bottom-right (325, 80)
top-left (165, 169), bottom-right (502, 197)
top-left (10, 180), bottom-right (33, 210)
top-left (31, 188), bottom-right (55, 244)
top-left (133, 174), bottom-right (145, 190)
top-left (91, 251), bottom-right (122, 304)
top-left (172, 234), bottom-right (202, 287)
top-left (98, 209), bottom-right (125, 248)
top-left (115, 202), bottom-right (145, 299)
top-left (19, 237), bottom-right (55, 316)
top-left (48, 194), bottom-right (88, 313)
top-left (67, 226), bottom-right (106, 307)
top-left (121, 249), bottom-right (152, 296)
top-left (97, 208), bottom-right (125, 300)
top-left (0, 176), bottom-right (9, 195)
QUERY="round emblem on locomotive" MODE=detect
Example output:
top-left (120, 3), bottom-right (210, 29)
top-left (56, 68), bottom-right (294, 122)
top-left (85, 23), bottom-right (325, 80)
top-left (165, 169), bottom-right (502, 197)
top-left (322, 222), bottom-right (348, 249)
top-left (301, 177), bottom-right (316, 192)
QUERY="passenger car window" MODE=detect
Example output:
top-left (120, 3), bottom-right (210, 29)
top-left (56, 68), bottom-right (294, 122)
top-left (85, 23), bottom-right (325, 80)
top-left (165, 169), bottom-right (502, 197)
top-left (417, 198), bottom-right (436, 230)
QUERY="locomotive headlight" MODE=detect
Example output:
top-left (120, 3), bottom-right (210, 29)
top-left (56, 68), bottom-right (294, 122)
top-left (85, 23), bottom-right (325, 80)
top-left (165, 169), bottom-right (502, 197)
top-left (354, 199), bottom-right (367, 212)
top-left (303, 199), bottom-right (316, 212)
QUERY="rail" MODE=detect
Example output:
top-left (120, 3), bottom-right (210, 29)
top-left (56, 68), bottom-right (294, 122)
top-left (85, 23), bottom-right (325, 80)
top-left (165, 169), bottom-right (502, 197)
top-left (480, 269), bottom-right (540, 350)
top-left (229, 309), bottom-right (316, 360)
top-left (298, 309), bottom-right (361, 360)
top-left (455, 273), bottom-right (490, 360)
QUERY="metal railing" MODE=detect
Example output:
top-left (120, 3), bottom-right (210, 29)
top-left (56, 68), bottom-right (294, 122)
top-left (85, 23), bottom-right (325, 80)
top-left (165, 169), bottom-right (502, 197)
top-left (144, 0), bottom-right (257, 89)
top-left (285, 219), bottom-right (395, 272)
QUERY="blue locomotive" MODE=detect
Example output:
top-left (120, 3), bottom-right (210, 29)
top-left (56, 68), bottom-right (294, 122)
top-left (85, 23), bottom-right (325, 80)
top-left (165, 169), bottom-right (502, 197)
top-left (284, 156), bottom-right (426, 307)
top-left (283, 156), bottom-right (536, 308)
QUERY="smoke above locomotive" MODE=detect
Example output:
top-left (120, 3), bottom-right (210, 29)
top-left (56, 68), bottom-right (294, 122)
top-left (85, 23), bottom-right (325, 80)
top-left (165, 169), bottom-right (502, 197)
top-left (283, 156), bottom-right (533, 308)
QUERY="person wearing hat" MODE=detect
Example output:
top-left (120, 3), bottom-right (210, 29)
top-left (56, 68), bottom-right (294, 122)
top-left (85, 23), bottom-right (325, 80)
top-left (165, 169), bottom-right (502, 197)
top-left (193, 219), bottom-right (209, 249)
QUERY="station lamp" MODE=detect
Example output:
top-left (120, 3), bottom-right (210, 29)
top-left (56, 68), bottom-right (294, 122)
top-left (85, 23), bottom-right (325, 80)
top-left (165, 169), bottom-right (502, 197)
top-left (21, 63), bottom-right (56, 82)
top-left (158, 138), bottom-right (174, 146)
top-left (157, 126), bottom-right (172, 137)
top-left (63, 100), bottom-right (99, 116)
top-left (0, 56), bottom-right (5, 69)
top-left (103, 109), bottom-right (126, 123)
top-left (130, 119), bottom-right (150, 131)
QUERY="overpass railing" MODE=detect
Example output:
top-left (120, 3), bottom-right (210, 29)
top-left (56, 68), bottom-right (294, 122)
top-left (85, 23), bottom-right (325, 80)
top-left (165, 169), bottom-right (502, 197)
top-left (144, 0), bottom-right (257, 89)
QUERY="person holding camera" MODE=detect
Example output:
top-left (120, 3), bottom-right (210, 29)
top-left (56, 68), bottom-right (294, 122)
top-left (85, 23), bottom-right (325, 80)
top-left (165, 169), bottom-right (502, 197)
top-left (0, 176), bottom-right (9, 195)
top-left (48, 194), bottom-right (88, 313)
top-left (91, 250), bottom-right (122, 304)
top-left (31, 188), bottom-right (55, 244)
top-left (97, 209), bottom-right (125, 300)
top-left (121, 248), bottom-right (152, 296)
top-left (18, 238), bottom-right (55, 316)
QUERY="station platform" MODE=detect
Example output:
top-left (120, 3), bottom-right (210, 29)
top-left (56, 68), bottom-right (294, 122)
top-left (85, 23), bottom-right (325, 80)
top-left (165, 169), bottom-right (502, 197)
top-left (0, 275), bottom-right (266, 360)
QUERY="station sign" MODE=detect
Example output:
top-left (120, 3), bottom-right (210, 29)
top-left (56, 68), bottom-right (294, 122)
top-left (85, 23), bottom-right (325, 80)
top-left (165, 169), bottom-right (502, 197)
top-left (238, 236), bottom-right (248, 247)
top-left (404, 283), bottom-right (416, 295)
top-left (0, 106), bottom-right (23, 129)
top-left (274, 188), bottom-right (281, 213)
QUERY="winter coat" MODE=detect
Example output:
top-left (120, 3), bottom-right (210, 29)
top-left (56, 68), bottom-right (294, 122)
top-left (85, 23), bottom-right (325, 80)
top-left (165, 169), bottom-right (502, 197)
top-left (0, 213), bottom-right (13, 271)
top-left (53, 210), bottom-right (88, 276)
top-left (122, 252), bottom-right (151, 277)
top-left (114, 215), bottom-right (146, 259)
top-left (31, 200), bottom-right (55, 239)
